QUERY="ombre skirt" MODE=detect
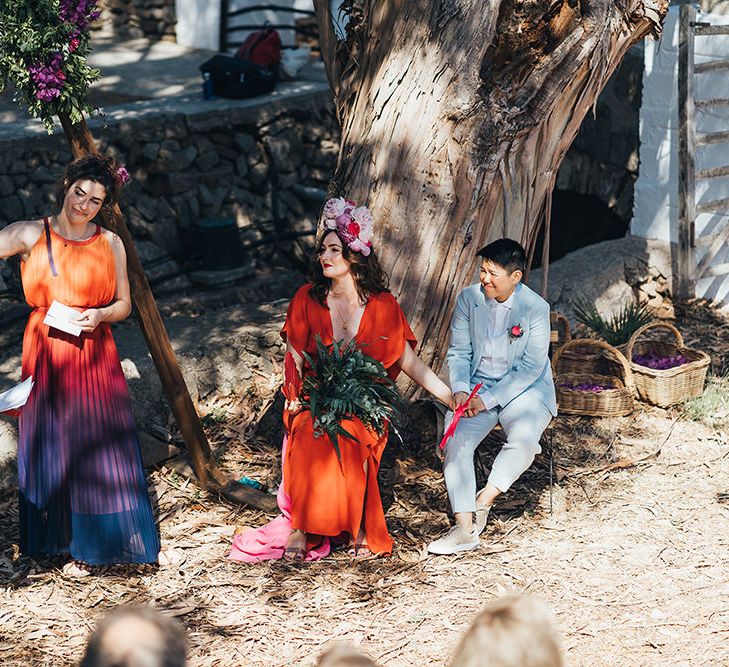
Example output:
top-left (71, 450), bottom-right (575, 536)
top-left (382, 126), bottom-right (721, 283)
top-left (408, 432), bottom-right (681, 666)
top-left (17, 312), bottom-right (159, 564)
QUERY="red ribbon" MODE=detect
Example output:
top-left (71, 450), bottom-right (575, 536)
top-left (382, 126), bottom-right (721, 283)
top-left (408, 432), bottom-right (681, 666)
top-left (438, 383), bottom-right (483, 451)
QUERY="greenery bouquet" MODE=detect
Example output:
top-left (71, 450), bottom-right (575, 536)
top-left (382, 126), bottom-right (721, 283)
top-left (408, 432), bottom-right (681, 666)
top-left (300, 336), bottom-right (402, 463)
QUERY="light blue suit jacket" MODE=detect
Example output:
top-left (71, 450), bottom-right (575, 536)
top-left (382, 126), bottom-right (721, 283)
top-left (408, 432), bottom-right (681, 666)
top-left (446, 282), bottom-right (558, 416)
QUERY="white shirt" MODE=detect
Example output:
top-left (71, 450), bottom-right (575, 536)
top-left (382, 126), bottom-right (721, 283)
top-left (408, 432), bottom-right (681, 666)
top-left (476, 290), bottom-right (515, 409)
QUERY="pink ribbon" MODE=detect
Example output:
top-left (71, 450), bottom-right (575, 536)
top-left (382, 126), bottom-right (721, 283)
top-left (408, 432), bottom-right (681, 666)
top-left (439, 383), bottom-right (483, 451)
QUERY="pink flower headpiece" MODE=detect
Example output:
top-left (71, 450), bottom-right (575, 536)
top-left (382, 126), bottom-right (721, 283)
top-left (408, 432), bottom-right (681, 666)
top-left (116, 166), bottom-right (130, 186)
top-left (321, 197), bottom-right (374, 256)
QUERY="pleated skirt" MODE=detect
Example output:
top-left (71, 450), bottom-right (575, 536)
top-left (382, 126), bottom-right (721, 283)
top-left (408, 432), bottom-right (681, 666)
top-left (18, 312), bottom-right (159, 564)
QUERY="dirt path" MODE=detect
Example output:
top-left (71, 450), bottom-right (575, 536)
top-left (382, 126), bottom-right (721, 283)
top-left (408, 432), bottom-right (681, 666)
top-left (0, 295), bottom-right (727, 666)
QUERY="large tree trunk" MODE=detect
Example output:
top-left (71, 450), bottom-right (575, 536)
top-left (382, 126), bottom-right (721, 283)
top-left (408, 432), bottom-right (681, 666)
top-left (314, 0), bottom-right (667, 384)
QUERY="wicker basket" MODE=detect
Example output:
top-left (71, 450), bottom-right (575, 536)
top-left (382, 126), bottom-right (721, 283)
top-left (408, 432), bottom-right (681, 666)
top-left (552, 339), bottom-right (635, 417)
top-left (626, 322), bottom-right (710, 407)
top-left (550, 312), bottom-right (572, 348)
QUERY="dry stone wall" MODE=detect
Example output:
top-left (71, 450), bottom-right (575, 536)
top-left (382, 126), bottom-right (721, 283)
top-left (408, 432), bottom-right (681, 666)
top-left (96, 0), bottom-right (177, 42)
top-left (0, 87), bottom-right (338, 295)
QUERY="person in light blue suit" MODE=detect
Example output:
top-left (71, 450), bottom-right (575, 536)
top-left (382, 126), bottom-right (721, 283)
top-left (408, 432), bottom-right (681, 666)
top-left (428, 239), bottom-right (557, 555)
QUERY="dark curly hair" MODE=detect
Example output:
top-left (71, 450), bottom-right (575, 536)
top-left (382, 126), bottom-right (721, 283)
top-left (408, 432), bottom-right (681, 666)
top-left (54, 154), bottom-right (122, 214)
top-left (309, 230), bottom-right (390, 305)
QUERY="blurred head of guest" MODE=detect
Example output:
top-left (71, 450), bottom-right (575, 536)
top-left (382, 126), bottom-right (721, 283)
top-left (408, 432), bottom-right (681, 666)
top-left (316, 643), bottom-right (381, 667)
top-left (80, 605), bottom-right (187, 667)
top-left (449, 594), bottom-right (563, 667)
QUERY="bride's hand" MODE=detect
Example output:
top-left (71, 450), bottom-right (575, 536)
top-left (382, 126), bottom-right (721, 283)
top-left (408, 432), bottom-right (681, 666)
top-left (285, 398), bottom-right (302, 414)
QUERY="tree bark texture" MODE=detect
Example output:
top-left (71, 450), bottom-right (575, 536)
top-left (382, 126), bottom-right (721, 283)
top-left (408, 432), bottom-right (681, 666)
top-left (313, 0), bottom-right (668, 382)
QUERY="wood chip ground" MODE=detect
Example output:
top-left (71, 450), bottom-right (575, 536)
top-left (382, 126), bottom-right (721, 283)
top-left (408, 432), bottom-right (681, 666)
top-left (1, 299), bottom-right (727, 666)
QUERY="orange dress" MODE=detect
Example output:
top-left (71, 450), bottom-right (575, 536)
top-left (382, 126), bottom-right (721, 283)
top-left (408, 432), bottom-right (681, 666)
top-left (281, 284), bottom-right (416, 555)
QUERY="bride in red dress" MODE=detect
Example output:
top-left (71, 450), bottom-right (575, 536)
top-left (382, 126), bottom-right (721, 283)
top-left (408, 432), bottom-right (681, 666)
top-left (229, 197), bottom-right (452, 562)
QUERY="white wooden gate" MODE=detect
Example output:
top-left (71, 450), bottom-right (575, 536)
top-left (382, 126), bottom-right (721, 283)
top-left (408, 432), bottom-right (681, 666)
top-left (677, 3), bottom-right (729, 299)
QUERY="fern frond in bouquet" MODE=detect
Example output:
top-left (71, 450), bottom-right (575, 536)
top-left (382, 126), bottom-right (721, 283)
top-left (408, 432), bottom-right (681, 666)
top-left (301, 336), bottom-right (403, 464)
top-left (571, 298), bottom-right (654, 346)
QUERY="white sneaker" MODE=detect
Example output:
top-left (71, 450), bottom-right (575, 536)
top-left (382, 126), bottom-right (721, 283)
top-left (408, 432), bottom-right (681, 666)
top-left (474, 505), bottom-right (491, 536)
top-left (427, 525), bottom-right (480, 555)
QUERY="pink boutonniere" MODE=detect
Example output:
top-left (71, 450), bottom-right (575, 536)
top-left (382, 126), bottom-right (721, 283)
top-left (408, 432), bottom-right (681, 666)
top-left (508, 324), bottom-right (524, 342)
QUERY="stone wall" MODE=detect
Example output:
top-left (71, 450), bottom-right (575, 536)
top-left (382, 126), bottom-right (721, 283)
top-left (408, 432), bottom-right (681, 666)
top-left (96, 0), bottom-right (177, 42)
top-left (0, 85), bottom-right (338, 295)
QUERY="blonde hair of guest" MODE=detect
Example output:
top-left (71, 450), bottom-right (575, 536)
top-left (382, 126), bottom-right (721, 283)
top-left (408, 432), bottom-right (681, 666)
top-left (449, 594), bottom-right (564, 667)
top-left (316, 643), bottom-right (380, 667)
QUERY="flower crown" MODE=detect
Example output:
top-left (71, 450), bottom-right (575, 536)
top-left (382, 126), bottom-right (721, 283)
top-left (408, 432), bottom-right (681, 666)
top-left (321, 197), bottom-right (374, 256)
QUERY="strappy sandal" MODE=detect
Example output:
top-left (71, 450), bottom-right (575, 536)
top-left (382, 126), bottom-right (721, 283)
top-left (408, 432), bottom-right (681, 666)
top-left (283, 530), bottom-right (307, 562)
top-left (62, 561), bottom-right (92, 578)
top-left (347, 536), bottom-right (373, 560)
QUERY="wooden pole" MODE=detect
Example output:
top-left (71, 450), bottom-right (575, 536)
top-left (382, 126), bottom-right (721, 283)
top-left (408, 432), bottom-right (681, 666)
top-left (540, 179), bottom-right (555, 300)
top-left (58, 113), bottom-right (277, 511)
top-left (677, 3), bottom-right (696, 299)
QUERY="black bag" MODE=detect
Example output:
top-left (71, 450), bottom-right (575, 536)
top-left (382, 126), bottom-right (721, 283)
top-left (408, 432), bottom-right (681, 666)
top-left (199, 54), bottom-right (278, 99)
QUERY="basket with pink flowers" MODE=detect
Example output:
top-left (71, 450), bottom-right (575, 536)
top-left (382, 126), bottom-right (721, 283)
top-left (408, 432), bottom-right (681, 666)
top-left (626, 322), bottom-right (710, 407)
top-left (552, 339), bottom-right (635, 417)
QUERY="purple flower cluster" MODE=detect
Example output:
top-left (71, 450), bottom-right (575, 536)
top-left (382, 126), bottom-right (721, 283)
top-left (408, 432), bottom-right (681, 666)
top-left (116, 166), bottom-right (130, 185)
top-left (59, 0), bottom-right (100, 31)
top-left (632, 353), bottom-right (687, 370)
top-left (29, 52), bottom-right (65, 102)
top-left (559, 382), bottom-right (613, 393)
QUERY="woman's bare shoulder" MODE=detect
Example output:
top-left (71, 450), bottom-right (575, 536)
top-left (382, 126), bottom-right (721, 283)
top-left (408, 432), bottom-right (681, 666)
top-left (10, 219), bottom-right (45, 244)
top-left (100, 227), bottom-right (125, 250)
top-left (11, 218), bottom-right (45, 232)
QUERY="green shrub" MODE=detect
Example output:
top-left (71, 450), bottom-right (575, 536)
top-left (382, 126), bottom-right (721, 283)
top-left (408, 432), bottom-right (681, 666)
top-left (682, 374), bottom-right (729, 430)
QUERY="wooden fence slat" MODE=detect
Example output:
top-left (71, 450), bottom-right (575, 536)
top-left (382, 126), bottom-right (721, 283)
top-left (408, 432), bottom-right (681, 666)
top-left (703, 262), bottom-right (729, 277)
top-left (696, 131), bottom-right (729, 145)
top-left (695, 224), bottom-right (729, 249)
top-left (695, 98), bottom-right (729, 109)
top-left (697, 165), bottom-right (729, 180)
top-left (694, 24), bottom-right (729, 36)
top-left (677, 3), bottom-right (697, 299)
top-left (695, 59), bottom-right (729, 74)
top-left (694, 224), bottom-right (729, 280)
top-left (696, 196), bottom-right (729, 213)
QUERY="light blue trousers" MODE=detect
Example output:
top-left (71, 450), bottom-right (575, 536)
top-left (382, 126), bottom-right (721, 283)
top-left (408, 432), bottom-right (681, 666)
top-left (443, 390), bottom-right (553, 514)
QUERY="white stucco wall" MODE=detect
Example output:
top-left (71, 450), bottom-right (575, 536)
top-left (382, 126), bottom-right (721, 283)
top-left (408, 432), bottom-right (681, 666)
top-left (175, 0), bottom-right (320, 51)
top-left (633, 4), bottom-right (729, 305)
top-left (174, 0), bottom-right (221, 51)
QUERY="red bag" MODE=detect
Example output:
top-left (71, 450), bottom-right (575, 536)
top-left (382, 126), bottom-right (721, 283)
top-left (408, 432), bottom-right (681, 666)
top-left (235, 29), bottom-right (282, 68)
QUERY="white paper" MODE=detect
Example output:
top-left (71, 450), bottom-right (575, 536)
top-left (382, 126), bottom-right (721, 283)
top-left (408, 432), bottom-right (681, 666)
top-left (0, 376), bottom-right (34, 413)
top-left (43, 300), bottom-right (82, 337)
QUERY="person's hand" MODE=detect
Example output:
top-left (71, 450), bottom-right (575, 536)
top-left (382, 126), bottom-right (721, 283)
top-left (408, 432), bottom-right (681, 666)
top-left (454, 391), bottom-right (470, 409)
top-left (464, 395), bottom-right (486, 417)
top-left (454, 391), bottom-right (485, 417)
top-left (75, 308), bottom-right (104, 333)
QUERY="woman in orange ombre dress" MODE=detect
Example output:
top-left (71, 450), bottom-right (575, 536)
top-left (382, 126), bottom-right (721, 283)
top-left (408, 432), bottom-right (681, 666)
top-left (229, 197), bottom-right (453, 562)
top-left (0, 155), bottom-right (162, 576)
